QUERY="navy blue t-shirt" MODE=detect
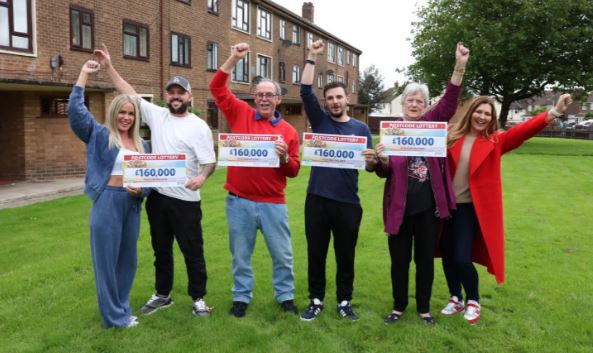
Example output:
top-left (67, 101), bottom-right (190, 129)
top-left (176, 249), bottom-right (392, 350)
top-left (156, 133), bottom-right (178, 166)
top-left (300, 84), bottom-right (373, 205)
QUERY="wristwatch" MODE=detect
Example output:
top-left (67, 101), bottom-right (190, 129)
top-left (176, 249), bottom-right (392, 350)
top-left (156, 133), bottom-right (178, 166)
top-left (550, 107), bottom-right (563, 118)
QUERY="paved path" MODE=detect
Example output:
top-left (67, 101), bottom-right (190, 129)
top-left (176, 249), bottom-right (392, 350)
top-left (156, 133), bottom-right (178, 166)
top-left (0, 178), bottom-right (84, 209)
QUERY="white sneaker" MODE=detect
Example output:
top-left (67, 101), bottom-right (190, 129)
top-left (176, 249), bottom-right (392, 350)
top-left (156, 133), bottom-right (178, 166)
top-left (192, 298), bottom-right (211, 317)
top-left (463, 300), bottom-right (480, 324)
top-left (124, 316), bottom-right (139, 328)
top-left (441, 296), bottom-right (465, 315)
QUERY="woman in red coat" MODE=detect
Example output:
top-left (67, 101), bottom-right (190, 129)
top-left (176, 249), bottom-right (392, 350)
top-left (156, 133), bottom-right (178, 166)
top-left (440, 94), bottom-right (572, 324)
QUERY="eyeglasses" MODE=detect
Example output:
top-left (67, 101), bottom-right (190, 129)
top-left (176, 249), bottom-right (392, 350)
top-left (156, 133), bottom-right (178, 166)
top-left (254, 92), bottom-right (278, 99)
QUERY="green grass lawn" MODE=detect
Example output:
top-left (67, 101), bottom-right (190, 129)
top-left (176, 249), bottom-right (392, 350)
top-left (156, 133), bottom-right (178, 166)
top-left (1, 137), bottom-right (592, 353)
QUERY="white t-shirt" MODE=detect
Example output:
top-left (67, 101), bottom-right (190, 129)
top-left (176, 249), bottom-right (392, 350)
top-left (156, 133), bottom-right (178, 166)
top-left (140, 101), bottom-right (216, 202)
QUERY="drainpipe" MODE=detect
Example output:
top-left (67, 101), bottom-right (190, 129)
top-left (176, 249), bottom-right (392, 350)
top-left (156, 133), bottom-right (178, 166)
top-left (159, 0), bottom-right (164, 99)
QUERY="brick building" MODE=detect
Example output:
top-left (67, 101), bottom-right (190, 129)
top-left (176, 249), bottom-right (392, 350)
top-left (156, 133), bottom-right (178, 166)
top-left (0, 0), bottom-right (364, 181)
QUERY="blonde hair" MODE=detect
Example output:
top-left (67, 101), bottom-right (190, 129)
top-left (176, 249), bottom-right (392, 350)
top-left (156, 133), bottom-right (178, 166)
top-left (447, 96), bottom-right (499, 148)
top-left (105, 94), bottom-right (145, 153)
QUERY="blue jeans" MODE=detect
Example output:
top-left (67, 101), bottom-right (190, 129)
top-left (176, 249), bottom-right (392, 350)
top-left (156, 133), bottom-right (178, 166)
top-left (89, 186), bottom-right (141, 328)
top-left (226, 194), bottom-right (295, 303)
top-left (441, 202), bottom-right (480, 302)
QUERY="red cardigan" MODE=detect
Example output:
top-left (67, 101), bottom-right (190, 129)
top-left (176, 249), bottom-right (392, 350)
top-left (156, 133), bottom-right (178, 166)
top-left (209, 70), bottom-right (300, 203)
top-left (447, 112), bottom-right (550, 284)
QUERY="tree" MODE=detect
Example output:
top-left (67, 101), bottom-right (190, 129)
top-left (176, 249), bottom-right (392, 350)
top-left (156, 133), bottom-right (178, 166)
top-left (409, 0), bottom-right (593, 127)
top-left (358, 64), bottom-right (387, 112)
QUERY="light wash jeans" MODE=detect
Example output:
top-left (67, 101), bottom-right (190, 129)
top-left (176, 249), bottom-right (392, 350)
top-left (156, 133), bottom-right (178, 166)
top-left (226, 194), bottom-right (295, 303)
top-left (90, 186), bottom-right (140, 328)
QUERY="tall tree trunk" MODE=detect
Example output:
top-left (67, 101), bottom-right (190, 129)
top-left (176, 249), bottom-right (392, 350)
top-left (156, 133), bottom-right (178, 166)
top-left (499, 98), bottom-right (512, 129)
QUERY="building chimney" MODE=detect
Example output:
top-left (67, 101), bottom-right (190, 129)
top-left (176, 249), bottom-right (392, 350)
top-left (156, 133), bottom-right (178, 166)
top-left (302, 2), bottom-right (314, 22)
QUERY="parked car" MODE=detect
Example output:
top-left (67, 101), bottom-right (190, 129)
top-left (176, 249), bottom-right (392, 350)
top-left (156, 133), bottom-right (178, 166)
top-left (575, 119), bottom-right (593, 129)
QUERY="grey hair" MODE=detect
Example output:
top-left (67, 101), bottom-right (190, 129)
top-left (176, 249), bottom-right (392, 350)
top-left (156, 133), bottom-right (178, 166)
top-left (401, 82), bottom-right (430, 106)
top-left (257, 78), bottom-right (282, 95)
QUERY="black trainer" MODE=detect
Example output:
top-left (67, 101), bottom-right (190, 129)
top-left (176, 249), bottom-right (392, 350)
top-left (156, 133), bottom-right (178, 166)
top-left (229, 301), bottom-right (248, 318)
top-left (280, 299), bottom-right (298, 314)
top-left (337, 300), bottom-right (359, 321)
top-left (300, 298), bottom-right (324, 321)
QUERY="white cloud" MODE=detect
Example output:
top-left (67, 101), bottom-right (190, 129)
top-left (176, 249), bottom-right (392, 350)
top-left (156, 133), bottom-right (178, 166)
top-left (273, 0), bottom-right (426, 89)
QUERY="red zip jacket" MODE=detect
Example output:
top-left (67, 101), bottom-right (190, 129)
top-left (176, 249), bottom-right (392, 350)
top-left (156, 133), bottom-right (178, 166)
top-left (209, 70), bottom-right (300, 203)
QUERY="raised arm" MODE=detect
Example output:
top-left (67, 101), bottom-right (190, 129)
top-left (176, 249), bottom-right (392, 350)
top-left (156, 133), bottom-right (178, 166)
top-left (94, 43), bottom-right (136, 95)
top-left (449, 42), bottom-right (469, 87)
top-left (500, 94), bottom-right (573, 154)
top-left (300, 40), bottom-right (327, 128)
top-left (302, 40), bottom-right (323, 85)
top-left (69, 60), bottom-right (102, 143)
top-left (220, 43), bottom-right (249, 74)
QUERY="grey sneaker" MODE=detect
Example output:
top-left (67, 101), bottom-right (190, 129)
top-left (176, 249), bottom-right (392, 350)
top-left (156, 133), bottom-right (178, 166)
top-left (337, 300), bottom-right (359, 321)
top-left (140, 294), bottom-right (173, 315)
top-left (192, 298), bottom-right (211, 317)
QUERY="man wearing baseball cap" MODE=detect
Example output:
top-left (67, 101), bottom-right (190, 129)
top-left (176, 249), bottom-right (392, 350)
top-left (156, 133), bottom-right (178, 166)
top-left (94, 44), bottom-right (217, 318)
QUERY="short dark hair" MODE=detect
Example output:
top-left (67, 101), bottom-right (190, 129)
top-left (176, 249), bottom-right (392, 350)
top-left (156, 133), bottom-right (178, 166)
top-left (323, 82), bottom-right (347, 97)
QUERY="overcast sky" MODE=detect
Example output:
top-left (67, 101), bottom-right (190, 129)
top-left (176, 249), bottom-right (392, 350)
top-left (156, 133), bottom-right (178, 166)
top-left (273, 0), bottom-right (427, 89)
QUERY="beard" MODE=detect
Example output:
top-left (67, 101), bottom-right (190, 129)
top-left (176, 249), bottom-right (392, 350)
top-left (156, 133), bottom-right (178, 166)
top-left (327, 105), bottom-right (345, 118)
top-left (167, 100), bottom-right (190, 114)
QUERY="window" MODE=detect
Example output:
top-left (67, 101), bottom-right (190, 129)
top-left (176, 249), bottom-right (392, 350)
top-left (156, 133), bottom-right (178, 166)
top-left (327, 42), bottom-right (335, 63)
top-left (337, 46), bottom-right (344, 66)
top-left (232, 52), bottom-right (249, 83)
top-left (70, 6), bottom-right (94, 52)
top-left (317, 72), bottom-right (323, 88)
top-left (279, 19), bottom-right (286, 39)
top-left (177, 0), bottom-right (191, 3)
top-left (0, 0), bottom-right (33, 52)
top-left (257, 54), bottom-right (271, 79)
top-left (207, 42), bottom-right (218, 71)
top-left (232, 0), bottom-right (249, 32)
top-left (207, 101), bottom-right (219, 129)
top-left (279, 62), bottom-right (286, 82)
top-left (292, 65), bottom-right (300, 84)
top-left (336, 75), bottom-right (344, 83)
top-left (123, 21), bottom-right (148, 60)
top-left (40, 95), bottom-right (87, 118)
top-left (352, 53), bottom-right (357, 67)
top-left (171, 32), bottom-right (191, 67)
top-left (306, 32), bottom-right (313, 48)
top-left (351, 80), bottom-right (357, 93)
top-left (292, 24), bottom-right (301, 45)
top-left (257, 7), bottom-right (272, 40)
top-left (208, 0), bottom-right (218, 14)
top-left (327, 72), bottom-right (334, 83)
top-left (346, 50), bottom-right (350, 65)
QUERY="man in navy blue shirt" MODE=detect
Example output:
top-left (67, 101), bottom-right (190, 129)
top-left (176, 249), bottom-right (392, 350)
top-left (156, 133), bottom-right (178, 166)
top-left (299, 40), bottom-right (378, 321)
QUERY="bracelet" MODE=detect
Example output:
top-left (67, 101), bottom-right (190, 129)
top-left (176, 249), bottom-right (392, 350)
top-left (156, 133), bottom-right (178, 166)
top-left (549, 107), bottom-right (563, 118)
top-left (305, 59), bottom-right (316, 65)
top-left (454, 68), bottom-right (465, 75)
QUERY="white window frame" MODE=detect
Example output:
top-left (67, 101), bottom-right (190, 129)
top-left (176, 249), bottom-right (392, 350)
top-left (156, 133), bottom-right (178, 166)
top-left (256, 6), bottom-right (272, 41)
top-left (279, 19), bottom-right (286, 39)
top-left (352, 53), bottom-right (357, 67)
top-left (337, 46), bottom-right (344, 66)
top-left (232, 50), bottom-right (250, 84)
top-left (336, 75), bottom-right (344, 83)
top-left (231, 0), bottom-right (250, 34)
top-left (351, 79), bottom-right (357, 93)
top-left (317, 72), bottom-right (323, 89)
top-left (291, 24), bottom-right (301, 45)
top-left (327, 42), bottom-right (335, 63)
top-left (306, 32), bottom-right (313, 48)
top-left (327, 72), bottom-right (334, 83)
top-left (207, 42), bottom-right (218, 71)
top-left (256, 53), bottom-right (272, 79)
top-left (346, 50), bottom-right (350, 65)
top-left (292, 64), bottom-right (300, 84)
